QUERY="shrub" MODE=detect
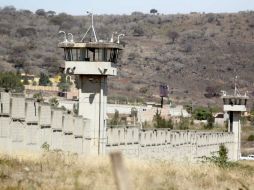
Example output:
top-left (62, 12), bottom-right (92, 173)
top-left (0, 72), bottom-right (24, 92)
top-left (33, 92), bottom-right (44, 103)
top-left (203, 144), bottom-right (234, 168)
top-left (132, 25), bottom-right (144, 36)
top-left (110, 110), bottom-right (120, 126)
top-left (193, 107), bottom-right (211, 120)
top-left (247, 135), bottom-right (254, 141)
top-left (204, 86), bottom-right (220, 98)
top-left (39, 72), bottom-right (52, 86)
top-left (49, 97), bottom-right (59, 108)
top-left (178, 116), bottom-right (189, 130)
top-left (139, 87), bottom-right (148, 94)
top-left (153, 109), bottom-right (173, 129)
top-left (167, 31), bottom-right (179, 43)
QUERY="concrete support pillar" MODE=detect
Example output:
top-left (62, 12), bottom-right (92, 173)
top-left (0, 116), bottom-right (11, 152)
top-left (229, 111), bottom-right (241, 160)
top-left (78, 75), bottom-right (107, 156)
top-left (38, 103), bottom-right (52, 148)
top-left (0, 92), bottom-right (10, 115)
top-left (51, 108), bottom-right (64, 150)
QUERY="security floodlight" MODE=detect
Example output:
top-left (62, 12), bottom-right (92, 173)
top-left (110, 32), bottom-right (118, 43)
top-left (117, 34), bottom-right (125, 44)
top-left (68, 33), bottom-right (74, 43)
top-left (59, 31), bottom-right (67, 43)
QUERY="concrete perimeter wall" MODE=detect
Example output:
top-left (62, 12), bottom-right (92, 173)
top-left (0, 91), bottom-right (235, 161)
top-left (0, 92), bottom-right (90, 154)
top-left (106, 127), bottom-right (235, 161)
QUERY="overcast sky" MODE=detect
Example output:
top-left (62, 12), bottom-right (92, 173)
top-left (1, 0), bottom-right (254, 15)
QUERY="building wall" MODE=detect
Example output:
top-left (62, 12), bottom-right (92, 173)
top-left (0, 91), bottom-right (237, 161)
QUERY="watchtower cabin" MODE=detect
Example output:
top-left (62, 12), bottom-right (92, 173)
top-left (58, 42), bottom-right (122, 76)
top-left (221, 78), bottom-right (249, 160)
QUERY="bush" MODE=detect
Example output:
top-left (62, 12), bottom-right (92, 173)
top-left (33, 92), bottom-right (44, 102)
top-left (203, 144), bottom-right (234, 168)
top-left (204, 86), bottom-right (220, 98)
top-left (153, 109), bottom-right (173, 129)
top-left (167, 31), bottom-right (179, 43)
top-left (247, 135), bottom-right (254, 141)
top-left (39, 72), bottom-right (52, 86)
top-left (49, 97), bottom-right (59, 108)
top-left (193, 107), bottom-right (212, 120)
top-left (132, 25), bottom-right (144, 36)
top-left (178, 116), bottom-right (189, 130)
top-left (0, 72), bottom-right (24, 92)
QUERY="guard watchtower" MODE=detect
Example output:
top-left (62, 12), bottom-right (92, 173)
top-left (58, 12), bottom-right (123, 155)
top-left (222, 77), bottom-right (248, 160)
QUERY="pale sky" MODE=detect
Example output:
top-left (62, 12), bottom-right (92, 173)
top-left (0, 0), bottom-right (254, 15)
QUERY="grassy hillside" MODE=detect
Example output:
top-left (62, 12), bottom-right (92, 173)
top-left (0, 152), bottom-right (253, 190)
top-left (1, 6), bottom-right (254, 105)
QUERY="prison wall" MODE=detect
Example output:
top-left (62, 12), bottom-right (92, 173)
top-left (0, 92), bottom-right (90, 155)
top-left (0, 91), bottom-right (236, 161)
top-left (106, 127), bottom-right (235, 161)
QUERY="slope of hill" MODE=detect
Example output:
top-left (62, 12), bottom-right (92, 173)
top-left (0, 6), bottom-right (254, 106)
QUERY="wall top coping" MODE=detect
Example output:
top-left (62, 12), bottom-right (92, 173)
top-left (52, 107), bottom-right (65, 111)
top-left (26, 98), bottom-right (36, 102)
top-left (39, 102), bottom-right (50, 106)
top-left (11, 93), bottom-right (25, 97)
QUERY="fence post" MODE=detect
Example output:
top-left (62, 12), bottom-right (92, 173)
top-left (110, 151), bottom-right (132, 190)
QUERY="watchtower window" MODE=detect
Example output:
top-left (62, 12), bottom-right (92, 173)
top-left (63, 47), bottom-right (119, 62)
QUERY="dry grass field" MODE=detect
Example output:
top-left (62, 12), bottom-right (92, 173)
top-left (0, 151), bottom-right (253, 190)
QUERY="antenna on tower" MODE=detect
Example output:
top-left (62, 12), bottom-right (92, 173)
top-left (110, 32), bottom-right (117, 43)
top-left (234, 75), bottom-right (238, 96)
top-left (117, 34), bottom-right (125, 44)
top-left (81, 11), bottom-right (98, 42)
top-left (58, 31), bottom-right (68, 43)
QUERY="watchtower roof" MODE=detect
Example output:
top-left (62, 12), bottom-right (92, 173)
top-left (221, 94), bottom-right (249, 100)
top-left (58, 42), bottom-right (123, 50)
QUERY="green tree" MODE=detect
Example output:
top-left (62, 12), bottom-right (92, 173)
top-left (193, 107), bottom-right (211, 120)
top-left (39, 72), bottom-right (51, 86)
top-left (205, 113), bottom-right (215, 129)
top-left (247, 134), bottom-right (254, 141)
top-left (178, 116), bottom-right (189, 130)
top-left (110, 110), bottom-right (120, 126)
top-left (0, 72), bottom-right (24, 92)
top-left (153, 109), bottom-right (173, 129)
top-left (150, 9), bottom-right (158, 14)
top-left (23, 74), bottom-right (29, 85)
top-left (58, 74), bottom-right (72, 92)
top-left (203, 144), bottom-right (232, 168)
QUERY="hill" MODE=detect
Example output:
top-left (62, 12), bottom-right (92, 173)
top-left (0, 6), bottom-right (254, 106)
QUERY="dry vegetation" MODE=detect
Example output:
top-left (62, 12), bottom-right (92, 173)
top-left (0, 151), bottom-right (253, 190)
top-left (1, 6), bottom-right (254, 105)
